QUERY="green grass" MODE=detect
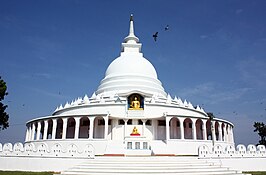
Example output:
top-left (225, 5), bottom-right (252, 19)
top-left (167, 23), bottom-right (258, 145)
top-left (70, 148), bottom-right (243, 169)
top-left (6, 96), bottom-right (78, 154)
top-left (244, 172), bottom-right (266, 175)
top-left (0, 171), bottom-right (54, 175)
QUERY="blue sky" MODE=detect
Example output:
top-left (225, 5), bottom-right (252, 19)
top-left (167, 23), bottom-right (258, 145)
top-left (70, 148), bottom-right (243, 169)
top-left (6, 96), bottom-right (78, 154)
top-left (0, 0), bottom-right (266, 145)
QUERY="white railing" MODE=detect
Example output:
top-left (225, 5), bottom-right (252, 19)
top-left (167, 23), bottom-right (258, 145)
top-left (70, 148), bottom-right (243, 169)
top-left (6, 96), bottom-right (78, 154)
top-left (0, 142), bottom-right (95, 158)
top-left (198, 144), bottom-right (266, 158)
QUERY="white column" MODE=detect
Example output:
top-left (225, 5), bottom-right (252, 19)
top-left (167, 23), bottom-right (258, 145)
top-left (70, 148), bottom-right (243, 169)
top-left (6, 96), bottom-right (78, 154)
top-left (111, 119), bottom-right (116, 140)
top-left (31, 123), bottom-right (36, 140)
top-left (52, 119), bottom-right (57, 139)
top-left (165, 117), bottom-right (170, 141)
top-left (142, 119), bottom-right (147, 136)
top-left (89, 117), bottom-right (95, 139)
top-left (191, 118), bottom-right (197, 140)
top-left (27, 125), bottom-right (32, 141)
top-left (228, 125), bottom-right (231, 143)
top-left (43, 120), bottom-right (48, 140)
top-left (179, 117), bottom-right (185, 140)
top-left (27, 125), bottom-right (31, 141)
top-left (211, 121), bottom-right (216, 145)
top-left (152, 119), bottom-right (157, 140)
top-left (202, 119), bottom-right (207, 140)
top-left (229, 125), bottom-right (233, 143)
top-left (218, 122), bottom-right (222, 141)
top-left (104, 115), bottom-right (109, 139)
top-left (74, 117), bottom-right (80, 139)
top-left (36, 121), bottom-right (41, 140)
top-left (62, 118), bottom-right (68, 139)
top-left (224, 124), bottom-right (228, 142)
top-left (124, 119), bottom-right (128, 138)
top-left (29, 125), bottom-right (33, 141)
top-left (25, 125), bottom-right (29, 142)
top-left (231, 126), bottom-right (234, 143)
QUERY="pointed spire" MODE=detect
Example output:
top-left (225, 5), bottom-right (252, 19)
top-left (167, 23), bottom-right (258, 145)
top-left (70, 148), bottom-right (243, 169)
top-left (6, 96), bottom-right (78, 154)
top-left (128, 14), bottom-right (135, 38)
top-left (121, 14), bottom-right (142, 53)
top-left (123, 14), bottom-right (139, 44)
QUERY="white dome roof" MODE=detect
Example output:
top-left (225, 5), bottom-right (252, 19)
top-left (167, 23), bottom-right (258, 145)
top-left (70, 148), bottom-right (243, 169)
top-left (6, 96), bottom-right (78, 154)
top-left (105, 54), bottom-right (158, 79)
top-left (96, 15), bottom-right (166, 97)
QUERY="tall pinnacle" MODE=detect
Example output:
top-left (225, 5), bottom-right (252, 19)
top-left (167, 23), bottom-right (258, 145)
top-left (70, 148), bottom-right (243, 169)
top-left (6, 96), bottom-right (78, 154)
top-left (124, 14), bottom-right (139, 44)
top-left (121, 14), bottom-right (142, 53)
top-left (129, 14), bottom-right (135, 36)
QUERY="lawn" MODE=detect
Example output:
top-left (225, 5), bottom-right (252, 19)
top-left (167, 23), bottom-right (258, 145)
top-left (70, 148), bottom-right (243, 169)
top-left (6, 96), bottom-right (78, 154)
top-left (244, 172), bottom-right (266, 175)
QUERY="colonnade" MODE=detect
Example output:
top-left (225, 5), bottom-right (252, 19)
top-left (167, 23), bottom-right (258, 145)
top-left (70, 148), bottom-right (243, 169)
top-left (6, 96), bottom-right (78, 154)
top-left (25, 115), bottom-right (109, 142)
top-left (167, 116), bottom-right (234, 143)
top-left (25, 115), bottom-right (234, 144)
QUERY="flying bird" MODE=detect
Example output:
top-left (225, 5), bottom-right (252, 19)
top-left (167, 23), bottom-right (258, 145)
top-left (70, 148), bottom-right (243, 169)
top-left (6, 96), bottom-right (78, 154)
top-left (165, 25), bottom-right (169, 31)
top-left (153, 32), bottom-right (158, 41)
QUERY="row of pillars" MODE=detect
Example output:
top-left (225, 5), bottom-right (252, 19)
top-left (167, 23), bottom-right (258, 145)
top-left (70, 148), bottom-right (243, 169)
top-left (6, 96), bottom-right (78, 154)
top-left (25, 115), bottom-right (234, 144)
top-left (165, 117), bottom-right (234, 143)
top-left (25, 115), bottom-right (109, 142)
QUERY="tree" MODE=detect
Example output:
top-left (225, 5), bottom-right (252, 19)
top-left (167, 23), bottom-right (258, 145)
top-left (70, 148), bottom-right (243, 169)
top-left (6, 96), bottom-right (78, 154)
top-left (0, 76), bottom-right (9, 130)
top-left (253, 122), bottom-right (266, 146)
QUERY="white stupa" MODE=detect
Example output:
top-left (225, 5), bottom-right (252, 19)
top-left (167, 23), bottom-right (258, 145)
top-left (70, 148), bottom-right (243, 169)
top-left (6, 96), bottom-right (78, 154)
top-left (1, 14), bottom-right (266, 175)
top-left (19, 14), bottom-right (235, 156)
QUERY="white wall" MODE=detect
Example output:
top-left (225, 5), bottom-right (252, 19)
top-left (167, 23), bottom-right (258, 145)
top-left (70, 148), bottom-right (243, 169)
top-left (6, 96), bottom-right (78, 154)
top-left (0, 156), bottom-right (87, 172)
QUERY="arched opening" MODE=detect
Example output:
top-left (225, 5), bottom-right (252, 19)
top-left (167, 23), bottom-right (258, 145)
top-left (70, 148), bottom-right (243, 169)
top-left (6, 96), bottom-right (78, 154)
top-left (222, 123), bottom-right (225, 141)
top-left (169, 117), bottom-right (180, 139)
top-left (40, 121), bottom-right (44, 140)
top-left (56, 118), bottom-right (63, 139)
top-left (196, 119), bottom-right (203, 140)
top-left (107, 119), bottom-right (112, 140)
top-left (215, 121), bottom-right (219, 141)
top-left (66, 117), bottom-right (75, 139)
top-left (79, 117), bottom-right (89, 138)
top-left (156, 119), bottom-right (166, 140)
top-left (206, 119), bottom-right (212, 140)
top-left (184, 118), bottom-right (193, 139)
top-left (47, 119), bottom-right (53, 139)
top-left (94, 116), bottom-right (105, 139)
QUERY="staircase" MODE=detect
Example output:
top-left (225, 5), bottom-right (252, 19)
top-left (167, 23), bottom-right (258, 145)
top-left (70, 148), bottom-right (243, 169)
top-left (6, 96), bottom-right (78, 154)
top-left (58, 156), bottom-right (249, 175)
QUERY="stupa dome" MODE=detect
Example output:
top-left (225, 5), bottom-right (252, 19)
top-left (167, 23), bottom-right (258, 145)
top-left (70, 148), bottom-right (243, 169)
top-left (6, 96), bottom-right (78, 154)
top-left (105, 53), bottom-right (158, 79)
top-left (96, 15), bottom-right (166, 97)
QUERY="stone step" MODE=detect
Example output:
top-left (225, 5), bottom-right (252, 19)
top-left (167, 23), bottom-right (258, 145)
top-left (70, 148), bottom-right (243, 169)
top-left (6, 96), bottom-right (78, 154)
top-left (75, 163), bottom-right (220, 168)
top-left (59, 156), bottom-right (247, 175)
top-left (81, 157), bottom-right (212, 164)
top-left (79, 160), bottom-right (218, 165)
top-left (62, 167), bottom-right (242, 175)
top-left (69, 165), bottom-right (226, 170)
